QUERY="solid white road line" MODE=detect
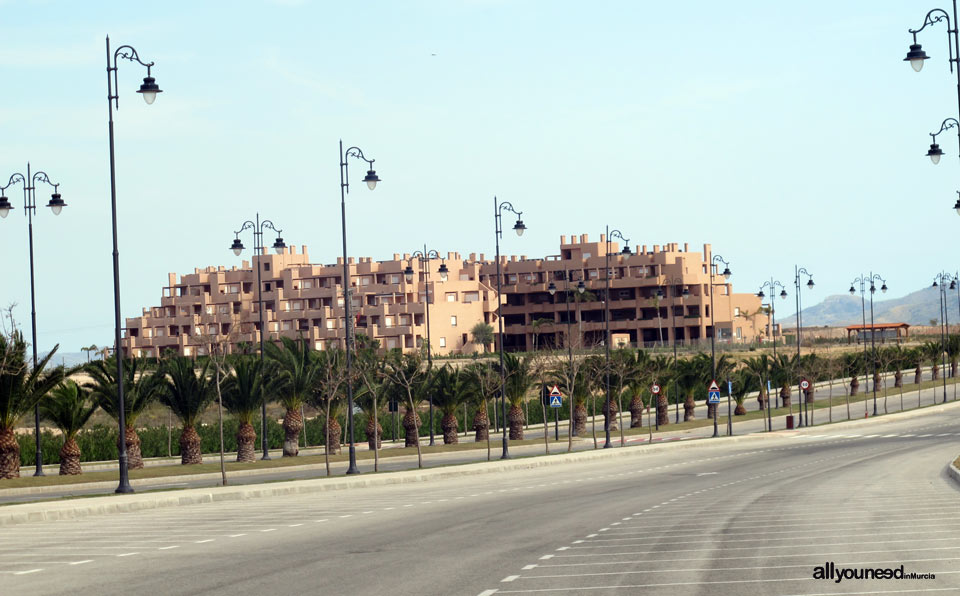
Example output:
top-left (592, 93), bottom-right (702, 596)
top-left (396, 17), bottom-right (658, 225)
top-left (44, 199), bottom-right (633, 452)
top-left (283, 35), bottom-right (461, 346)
top-left (501, 575), bottom-right (520, 582)
top-left (12, 569), bottom-right (42, 575)
top-left (195, 540), bottom-right (215, 544)
top-left (158, 546), bottom-right (179, 550)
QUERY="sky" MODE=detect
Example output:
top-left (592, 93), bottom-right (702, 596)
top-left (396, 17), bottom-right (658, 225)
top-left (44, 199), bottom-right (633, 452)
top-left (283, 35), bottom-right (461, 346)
top-left (0, 0), bottom-right (955, 354)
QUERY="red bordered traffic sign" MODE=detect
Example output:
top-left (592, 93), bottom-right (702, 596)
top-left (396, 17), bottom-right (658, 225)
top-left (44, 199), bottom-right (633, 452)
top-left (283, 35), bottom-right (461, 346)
top-left (708, 379), bottom-right (720, 392)
top-left (800, 378), bottom-right (810, 390)
top-left (651, 383), bottom-right (661, 394)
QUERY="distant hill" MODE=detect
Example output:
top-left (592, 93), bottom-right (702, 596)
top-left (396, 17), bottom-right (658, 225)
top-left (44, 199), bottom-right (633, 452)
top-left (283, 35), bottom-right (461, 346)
top-left (793, 286), bottom-right (953, 327)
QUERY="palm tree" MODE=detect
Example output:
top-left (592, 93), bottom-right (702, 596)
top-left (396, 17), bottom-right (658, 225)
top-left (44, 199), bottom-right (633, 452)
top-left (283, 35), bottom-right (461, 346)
top-left (730, 368), bottom-right (755, 415)
top-left (770, 353), bottom-right (798, 410)
top-left (947, 335), bottom-right (960, 378)
top-left (500, 353), bottom-right (534, 440)
top-left (464, 361), bottom-right (498, 460)
top-left (40, 381), bottom-right (97, 475)
top-left (709, 354), bottom-right (736, 420)
top-left (266, 336), bottom-right (321, 457)
top-left (85, 356), bottom-right (161, 470)
top-left (626, 350), bottom-right (651, 428)
top-left (383, 350), bottom-right (428, 468)
top-left (0, 329), bottom-right (65, 478)
top-left (221, 356), bottom-right (265, 463)
top-left (81, 344), bottom-right (99, 363)
top-left (159, 357), bottom-right (215, 464)
top-left (531, 318), bottom-right (553, 352)
top-left (649, 354), bottom-right (673, 427)
top-left (842, 352), bottom-right (862, 396)
top-left (431, 365), bottom-right (469, 444)
top-left (470, 322), bottom-right (494, 354)
top-left (743, 355), bottom-right (770, 412)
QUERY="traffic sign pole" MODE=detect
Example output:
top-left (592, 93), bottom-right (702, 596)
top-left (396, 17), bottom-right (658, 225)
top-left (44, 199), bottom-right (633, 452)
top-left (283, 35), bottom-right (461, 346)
top-left (726, 379), bottom-right (733, 436)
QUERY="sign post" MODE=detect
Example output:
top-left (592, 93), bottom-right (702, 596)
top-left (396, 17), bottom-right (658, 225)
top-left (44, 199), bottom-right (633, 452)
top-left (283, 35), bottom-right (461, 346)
top-left (799, 378), bottom-right (810, 428)
top-left (708, 380), bottom-right (721, 438)
top-left (726, 379), bottom-right (733, 436)
top-left (651, 383), bottom-right (661, 432)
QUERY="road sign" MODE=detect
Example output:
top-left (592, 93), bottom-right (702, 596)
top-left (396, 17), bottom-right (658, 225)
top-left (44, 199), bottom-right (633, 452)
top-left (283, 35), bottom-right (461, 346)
top-left (800, 378), bottom-right (810, 391)
top-left (708, 390), bottom-right (721, 404)
top-left (651, 383), bottom-right (661, 394)
top-left (550, 395), bottom-right (563, 408)
top-left (549, 385), bottom-right (562, 398)
top-left (709, 379), bottom-right (720, 392)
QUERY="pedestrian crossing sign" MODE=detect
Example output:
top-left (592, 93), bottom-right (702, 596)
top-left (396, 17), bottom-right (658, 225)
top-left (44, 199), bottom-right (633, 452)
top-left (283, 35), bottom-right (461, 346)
top-left (550, 395), bottom-right (562, 408)
top-left (708, 390), bottom-right (721, 404)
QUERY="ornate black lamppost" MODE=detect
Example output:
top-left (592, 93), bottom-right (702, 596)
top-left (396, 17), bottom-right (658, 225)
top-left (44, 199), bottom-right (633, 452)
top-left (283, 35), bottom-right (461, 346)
top-left (708, 255), bottom-right (731, 437)
top-left (230, 215), bottom-right (287, 459)
top-left (339, 141), bottom-right (380, 475)
top-left (933, 272), bottom-right (954, 403)
top-left (849, 274), bottom-right (887, 416)
top-left (404, 248), bottom-right (448, 446)
top-left (0, 165), bottom-right (66, 476)
top-left (793, 267), bottom-right (814, 427)
top-left (105, 37), bottom-right (161, 494)
top-left (493, 198), bottom-right (525, 459)
top-left (757, 279), bottom-right (787, 431)
top-left (603, 227), bottom-right (630, 448)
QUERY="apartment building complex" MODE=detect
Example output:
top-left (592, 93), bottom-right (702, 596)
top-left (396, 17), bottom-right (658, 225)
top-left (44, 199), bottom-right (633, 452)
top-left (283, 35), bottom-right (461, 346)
top-left (123, 235), bottom-right (763, 357)
top-left (123, 246), bottom-right (500, 358)
top-left (476, 234), bottom-right (763, 350)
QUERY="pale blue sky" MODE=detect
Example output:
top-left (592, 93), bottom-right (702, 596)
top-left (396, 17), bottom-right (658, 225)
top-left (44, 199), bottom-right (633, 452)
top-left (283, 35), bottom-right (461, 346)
top-left (0, 0), bottom-right (954, 353)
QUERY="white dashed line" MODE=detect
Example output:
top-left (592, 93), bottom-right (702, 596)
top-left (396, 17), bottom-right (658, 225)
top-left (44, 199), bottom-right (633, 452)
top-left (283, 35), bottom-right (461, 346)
top-left (501, 575), bottom-right (519, 582)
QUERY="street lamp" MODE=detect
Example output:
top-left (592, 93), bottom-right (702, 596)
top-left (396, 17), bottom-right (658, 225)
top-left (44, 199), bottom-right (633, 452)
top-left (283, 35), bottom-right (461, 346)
top-left (793, 266), bottom-right (814, 427)
top-left (1, 165), bottom-right (67, 476)
top-left (925, 118), bottom-right (959, 165)
top-left (603, 227), bottom-right (630, 448)
top-left (850, 273), bottom-right (887, 416)
top-left (105, 37), bottom-right (162, 494)
top-left (757, 278), bottom-right (787, 431)
top-left (708, 254), bottom-right (731, 438)
top-left (339, 141), bottom-right (380, 475)
top-left (230, 215), bottom-right (286, 459)
top-left (548, 265), bottom-right (584, 452)
top-left (405, 247), bottom-right (446, 446)
top-left (933, 272), bottom-right (954, 403)
top-left (493, 197), bottom-right (525, 460)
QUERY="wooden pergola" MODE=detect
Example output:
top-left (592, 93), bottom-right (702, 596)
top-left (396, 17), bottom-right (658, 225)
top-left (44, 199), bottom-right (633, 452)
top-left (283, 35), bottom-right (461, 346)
top-left (845, 322), bottom-right (910, 345)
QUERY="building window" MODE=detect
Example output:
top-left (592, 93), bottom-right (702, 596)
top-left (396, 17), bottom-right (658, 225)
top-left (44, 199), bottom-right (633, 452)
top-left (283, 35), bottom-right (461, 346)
top-left (184, 347), bottom-right (192, 356)
top-left (464, 291), bottom-right (479, 303)
top-left (736, 327), bottom-right (742, 339)
top-left (282, 321), bottom-right (292, 331)
top-left (446, 292), bottom-right (457, 302)
top-left (303, 279), bottom-right (313, 289)
top-left (391, 274), bottom-right (400, 284)
top-left (450, 315), bottom-right (457, 327)
top-left (326, 319), bottom-right (335, 329)
top-left (387, 337), bottom-right (398, 349)
top-left (385, 316), bottom-right (393, 328)
top-left (263, 262), bottom-right (270, 272)
top-left (734, 307), bottom-right (741, 317)
top-left (399, 315), bottom-right (411, 326)
top-left (439, 337), bottom-right (446, 348)
top-left (361, 276), bottom-right (371, 286)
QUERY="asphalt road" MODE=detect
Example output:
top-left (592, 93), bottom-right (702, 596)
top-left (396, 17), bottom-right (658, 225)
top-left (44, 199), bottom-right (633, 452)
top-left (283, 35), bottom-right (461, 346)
top-left (4, 401), bottom-right (960, 595)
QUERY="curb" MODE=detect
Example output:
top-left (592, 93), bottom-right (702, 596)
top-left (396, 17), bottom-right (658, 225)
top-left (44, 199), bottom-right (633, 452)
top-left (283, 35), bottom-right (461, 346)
top-left (0, 430), bottom-right (779, 527)
top-left (947, 459), bottom-right (960, 487)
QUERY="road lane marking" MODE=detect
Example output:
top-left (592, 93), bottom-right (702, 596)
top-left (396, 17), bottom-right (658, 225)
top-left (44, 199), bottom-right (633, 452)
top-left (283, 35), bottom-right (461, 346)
top-left (522, 564), bottom-right (537, 570)
top-left (477, 590), bottom-right (498, 596)
top-left (228, 534), bottom-right (246, 538)
top-left (12, 569), bottom-right (41, 575)
top-left (158, 546), bottom-right (179, 550)
top-left (260, 529), bottom-right (276, 533)
top-left (195, 540), bottom-right (214, 544)
top-left (70, 560), bottom-right (93, 565)
top-left (539, 555), bottom-right (554, 560)
top-left (501, 575), bottom-right (519, 582)
top-left (116, 553), bottom-right (139, 557)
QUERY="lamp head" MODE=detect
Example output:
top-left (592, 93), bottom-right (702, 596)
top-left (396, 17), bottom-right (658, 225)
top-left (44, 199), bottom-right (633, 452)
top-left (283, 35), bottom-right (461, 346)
top-left (722, 266), bottom-right (731, 280)
top-left (272, 236), bottom-right (286, 254)
top-left (905, 43), bottom-right (929, 72)
top-left (136, 75), bottom-right (162, 105)
top-left (779, 289), bottom-right (787, 299)
top-left (230, 238), bottom-right (244, 256)
top-left (438, 262), bottom-right (449, 282)
top-left (363, 169), bottom-right (380, 191)
top-left (403, 264), bottom-right (415, 283)
top-left (547, 281), bottom-right (557, 296)
top-left (869, 284), bottom-right (876, 294)
top-left (757, 290), bottom-right (765, 299)
top-left (577, 280), bottom-right (585, 294)
top-left (933, 280), bottom-right (939, 288)
top-left (881, 283), bottom-right (888, 293)
top-left (927, 142), bottom-right (944, 164)
top-left (954, 195), bottom-right (960, 217)
top-left (621, 244), bottom-right (631, 256)
top-left (0, 195), bottom-right (13, 218)
top-left (682, 287), bottom-right (690, 297)
top-left (46, 193), bottom-right (66, 215)
top-left (513, 218), bottom-right (526, 237)
top-left (807, 278), bottom-right (814, 289)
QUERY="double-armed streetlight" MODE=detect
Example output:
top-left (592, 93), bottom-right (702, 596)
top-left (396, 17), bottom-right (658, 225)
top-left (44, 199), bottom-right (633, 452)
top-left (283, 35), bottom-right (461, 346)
top-left (849, 274), bottom-right (887, 416)
top-left (933, 272), bottom-right (954, 403)
top-left (793, 267), bottom-right (815, 427)
top-left (548, 266), bottom-right (585, 451)
top-left (0, 165), bottom-right (67, 476)
top-left (105, 37), bottom-right (162, 494)
top-left (230, 215), bottom-right (287, 459)
top-left (339, 141), bottom-right (380, 475)
top-left (657, 278), bottom-right (688, 425)
top-left (403, 248), bottom-right (449, 446)
top-left (492, 197), bottom-right (526, 460)
top-left (603, 227), bottom-right (630, 448)
top-left (757, 279), bottom-right (787, 431)
top-left (903, 6), bottom-right (960, 215)
top-left (708, 255), bottom-right (732, 437)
